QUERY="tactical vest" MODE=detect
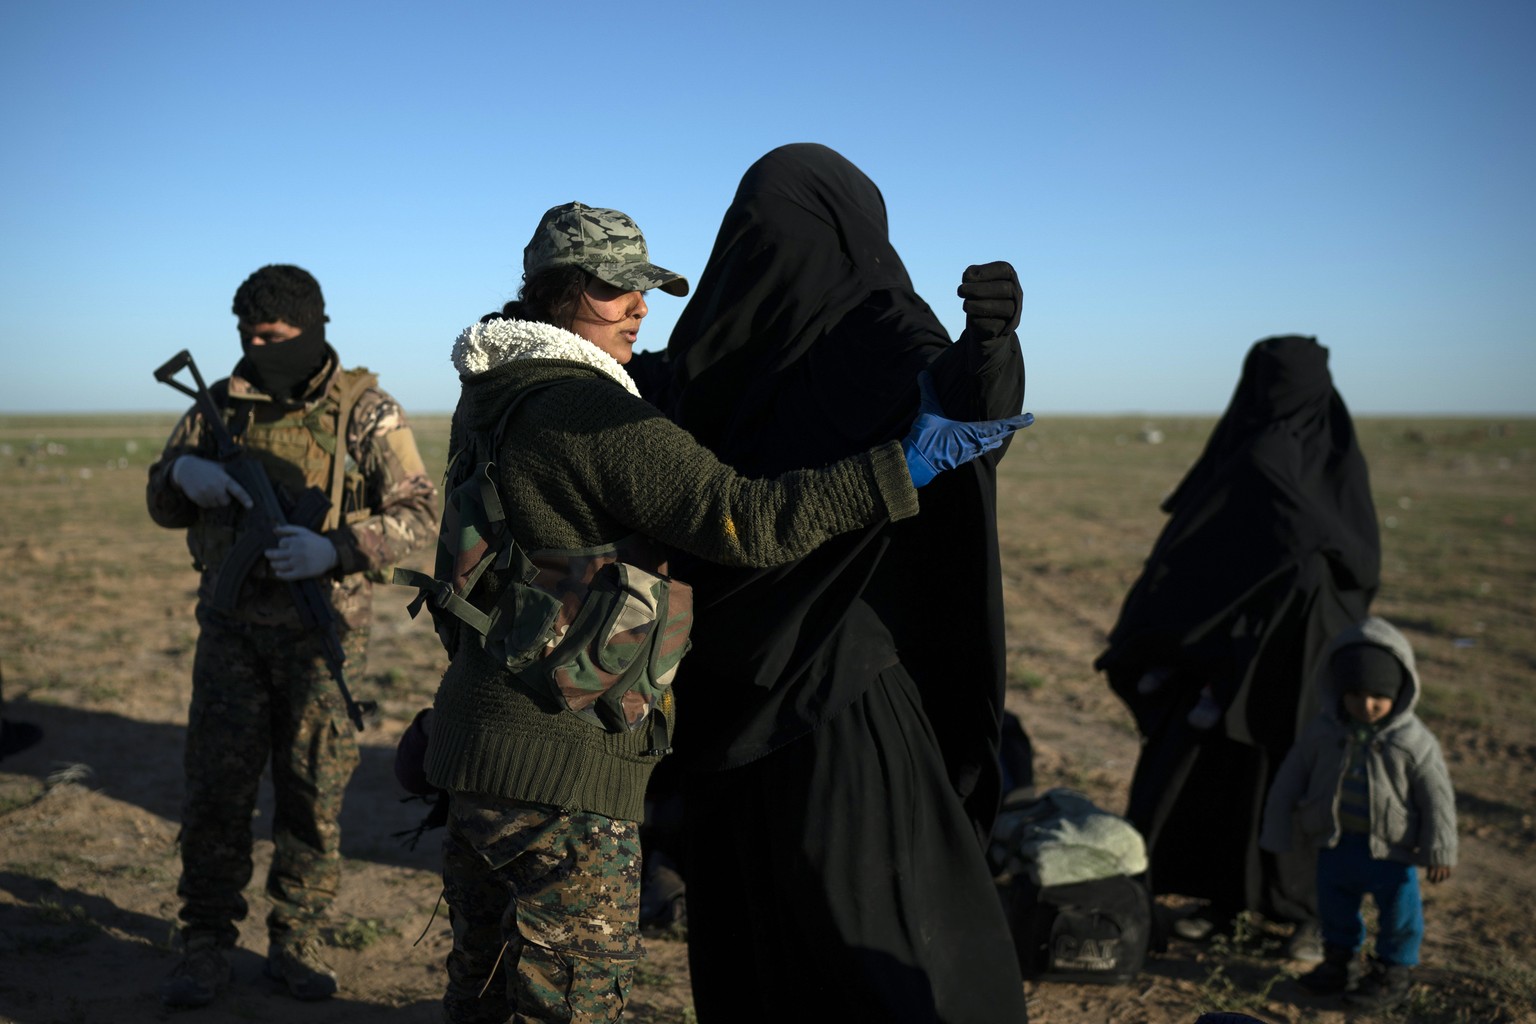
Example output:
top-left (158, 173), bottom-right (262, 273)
top-left (188, 367), bottom-right (378, 575)
top-left (394, 381), bottom-right (693, 751)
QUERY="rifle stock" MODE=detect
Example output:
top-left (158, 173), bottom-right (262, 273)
top-left (155, 349), bottom-right (367, 730)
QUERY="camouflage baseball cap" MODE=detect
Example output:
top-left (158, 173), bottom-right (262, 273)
top-left (524, 202), bottom-right (689, 297)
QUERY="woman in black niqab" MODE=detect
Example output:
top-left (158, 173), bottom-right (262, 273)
top-left (654, 143), bottom-right (1031, 1023)
top-left (1096, 334), bottom-right (1379, 942)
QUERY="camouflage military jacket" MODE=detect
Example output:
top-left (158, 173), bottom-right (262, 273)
top-left (147, 351), bottom-right (439, 630)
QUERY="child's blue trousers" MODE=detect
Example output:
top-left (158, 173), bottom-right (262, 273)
top-left (1316, 833), bottom-right (1423, 965)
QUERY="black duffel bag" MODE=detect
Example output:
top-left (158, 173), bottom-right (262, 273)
top-left (1001, 873), bottom-right (1151, 984)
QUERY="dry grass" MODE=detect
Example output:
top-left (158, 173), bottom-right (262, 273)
top-left (0, 412), bottom-right (1532, 1023)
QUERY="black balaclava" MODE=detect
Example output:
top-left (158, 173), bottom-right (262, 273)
top-left (239, 324), bottom-right (329, 402)
top-left (232, 264), bottom-right (332, 402)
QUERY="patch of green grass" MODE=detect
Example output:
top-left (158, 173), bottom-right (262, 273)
top-left (374, 666), bottom-right (410, 690)
top-left (0, 781), bottom-right (44, 817)
top-left (1389, 953), bottom-right (1536, 1023)
top-left (621, 1004), bottom-right (697, 1024)
top-left (98, 861), bottom-right (173, 884)
top-left (76, 678), bottom-right (124, 702)
top-left (631, 962), bottom-right (673, 988)
top-left (328, 916), bottom-right (399, 951)
top-left (640, 917), bottom-right (688, 942)
top-left (7, 851), bottom-right (169, 892)
top-left (13, 899), bottom-right (103, 953)
top-left (1009, 669), bottom-right (1047, 692)
top-left (1045, 760), bottom-right (1097, 793)
top-left (1189, 912), bottom-right (1293, 1015)
top-left (32, 899), bottom-right (94, 927)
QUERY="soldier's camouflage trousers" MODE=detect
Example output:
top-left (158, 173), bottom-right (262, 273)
top-left (175, 612), bottom-right (365, 948)
top-left (441, 792), bottom-right (643, 1024)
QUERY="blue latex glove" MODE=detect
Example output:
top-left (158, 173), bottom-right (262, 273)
top-left (265, 524), bottom-right (339, 581)
top-left (902, 372), bottom-right (1033, 488)
top-left (172, 454), bottom-right (253, 510)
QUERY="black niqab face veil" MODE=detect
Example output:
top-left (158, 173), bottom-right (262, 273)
top-left (666, 143), bottom-right (950, 473)
top-left (1159, 335), bottom-right (1378, 586)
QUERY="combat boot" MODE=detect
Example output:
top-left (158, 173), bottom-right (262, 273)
top-left (266, 937), bottom-right (339, 1001)
top-left (159, 935), bottom-right (232, 1009)
top-left (1345, 959), bottom-right (1412, 1010)
top-left (1298, 944), bottom-right (1364, 994)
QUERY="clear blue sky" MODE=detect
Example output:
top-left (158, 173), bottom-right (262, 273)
top-left (2, 0), bottom-right (1532, 416)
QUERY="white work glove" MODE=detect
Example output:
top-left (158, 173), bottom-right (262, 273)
top-left (265, 524), bottom-right (339, 581)
top-left (172, 455), bottom-right (253, 509)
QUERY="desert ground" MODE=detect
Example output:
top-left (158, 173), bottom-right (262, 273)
top-left (1, 411), bottom-right (1532, 1024)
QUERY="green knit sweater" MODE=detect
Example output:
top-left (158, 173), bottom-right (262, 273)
top-left (425, 319), bottom-right (919, 821)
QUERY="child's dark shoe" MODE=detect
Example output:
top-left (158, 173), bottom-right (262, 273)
top-left (1298, 944), bottom-right (1363, 993)
top-left (1344, 959), bottom-right (1412, 1010)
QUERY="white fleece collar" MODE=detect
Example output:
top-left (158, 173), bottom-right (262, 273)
top-left (451, 318), bottom-right (641, 397)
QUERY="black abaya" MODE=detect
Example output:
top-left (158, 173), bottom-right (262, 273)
top-left (1095, 334), bottom-right (1379, 924)
top-left (656, 143), bottom-right (1029, 1023)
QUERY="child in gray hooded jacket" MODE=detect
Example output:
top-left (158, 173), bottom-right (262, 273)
top-left (1261, 616), bottom-right (1457, 1011)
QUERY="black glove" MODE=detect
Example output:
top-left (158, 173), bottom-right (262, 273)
top-left (394, 708), bottom-right (436, 796)
top-left (956, 261), bottom-right (1022, 339)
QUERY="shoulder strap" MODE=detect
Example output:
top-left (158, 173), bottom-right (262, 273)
top-left (491, 378), bottom-right (565, 450)
top-left (322, 368), bottom-right (380, 532)
top-left (473, 378), bottom-right (565, 525)
top-left (392, 377), bottom-right (569, 627)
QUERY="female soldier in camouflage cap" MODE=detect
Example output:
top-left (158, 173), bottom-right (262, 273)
top-left (413, 200), bottom-right (1028, 1023)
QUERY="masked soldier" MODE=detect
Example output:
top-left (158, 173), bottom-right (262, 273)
top-left (147, 264), bottom-right (438, 1009)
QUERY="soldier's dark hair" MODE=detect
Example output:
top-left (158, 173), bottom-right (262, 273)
top-left (232, 264), bottom-right (328, 329)
top-left (480, 265), bottom-right (589, 330)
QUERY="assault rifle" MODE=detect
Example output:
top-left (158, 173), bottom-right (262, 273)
top-left (154, 349), bottom-right (368, 730)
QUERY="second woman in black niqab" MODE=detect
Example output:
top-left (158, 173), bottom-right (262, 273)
top-left (1095, 334), bottom-right (1380, 947)
top-left (646, 143), bottom-right (1032, 1024)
